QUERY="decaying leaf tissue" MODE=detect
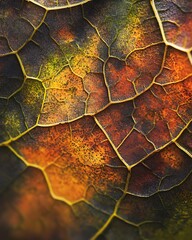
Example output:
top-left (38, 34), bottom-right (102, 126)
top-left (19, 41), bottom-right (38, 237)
top-left (0, 0), bottom-right (192, 239)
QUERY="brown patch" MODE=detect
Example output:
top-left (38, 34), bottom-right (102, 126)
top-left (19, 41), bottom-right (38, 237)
top-left (84, 73), bottom-right (109, 114)
top-left (118, 130), bottom-right (154, 166)
top-left (96, 101), bottom-right (134, 147)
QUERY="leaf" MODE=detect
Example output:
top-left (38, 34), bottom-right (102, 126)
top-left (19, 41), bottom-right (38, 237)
top-left (0, 0), bottom-right (192, 239)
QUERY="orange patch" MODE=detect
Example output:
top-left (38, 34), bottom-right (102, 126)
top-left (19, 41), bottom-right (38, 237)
top-left (106, 44), bottom-right (164, 101)
top-left (11, 117), bottom-right (127, 202)
top-left (156, 47), bottom-right (192, 84)
top-left (84, 73), bottom-right (109, 114)
top-left (57, 27), bottom-right (75, 43)
top-left (106, 58), bottom-right (135, 101)
top-left (134, 78), bottom-right (192, 148)
top-left (0, 168), bottom-right (78, 240)
top-left (159, 145), bottom-right (183, 170)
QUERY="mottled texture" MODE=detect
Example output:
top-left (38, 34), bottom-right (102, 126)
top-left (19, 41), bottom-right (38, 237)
top-left (0, 0), bottom-right (192, 239)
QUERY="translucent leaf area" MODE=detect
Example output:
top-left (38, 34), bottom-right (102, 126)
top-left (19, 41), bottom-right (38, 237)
top-left (0, 0), bottom-right (192, 239)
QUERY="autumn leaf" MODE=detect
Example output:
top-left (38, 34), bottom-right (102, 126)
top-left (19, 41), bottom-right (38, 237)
top-left (0, 0), bottom-right (192, 239)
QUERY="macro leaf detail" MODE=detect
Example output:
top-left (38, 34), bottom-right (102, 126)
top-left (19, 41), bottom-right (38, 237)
top-left (0, 0), bottom-right (192, 239)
